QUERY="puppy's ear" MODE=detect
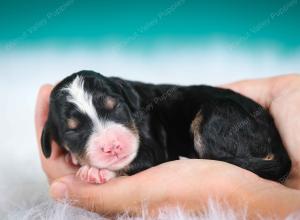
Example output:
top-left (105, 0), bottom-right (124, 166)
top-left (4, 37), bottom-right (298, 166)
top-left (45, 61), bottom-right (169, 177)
top-left (41, 121), bottom-right (52, 158)
top-left (111, 77), bottom-right (140, 112)
top-left (121, 86), bottom-right (140, 112)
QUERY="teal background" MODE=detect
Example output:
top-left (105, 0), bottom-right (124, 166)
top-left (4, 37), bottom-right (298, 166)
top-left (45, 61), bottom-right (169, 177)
top-left (1, 0), bottom-right (300, 51)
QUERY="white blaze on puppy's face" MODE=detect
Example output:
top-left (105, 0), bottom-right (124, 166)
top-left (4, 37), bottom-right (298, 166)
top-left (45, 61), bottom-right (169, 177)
top-left (63, 76), bottom-right (139, 170)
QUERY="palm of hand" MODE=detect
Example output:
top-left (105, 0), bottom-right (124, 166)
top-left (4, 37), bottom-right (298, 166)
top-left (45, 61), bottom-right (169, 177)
top-left (225, 75), bottom-right (300, 188)
top-left (270, 79), bottom-right (300, 188)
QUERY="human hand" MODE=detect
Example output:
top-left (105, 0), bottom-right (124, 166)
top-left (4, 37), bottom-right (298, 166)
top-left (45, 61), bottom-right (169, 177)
top-left (35, 84), bottom-right (78, 183)
top-left (35, 74), bottom-right (300, 218)
top-left (223, 74), bottom-right (300, 189)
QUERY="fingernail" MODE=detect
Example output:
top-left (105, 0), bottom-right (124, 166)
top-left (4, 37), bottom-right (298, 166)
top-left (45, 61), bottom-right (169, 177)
top-left (50, 182), bottom-right (68, 199)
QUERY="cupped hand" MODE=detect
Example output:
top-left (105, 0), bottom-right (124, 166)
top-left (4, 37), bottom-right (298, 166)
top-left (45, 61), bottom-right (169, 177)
top-left (35, 85), bottom-right (78, 183)
top-left (35, 74), bottom-right (300, 218)
top-left (223, 74), bottom-right (300, 189)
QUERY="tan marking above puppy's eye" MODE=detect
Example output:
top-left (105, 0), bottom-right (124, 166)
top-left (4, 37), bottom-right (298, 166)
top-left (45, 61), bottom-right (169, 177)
top-left (104, 96), bottom-right (117, 110)
top-left (263, 153), bottom-right (275, 161)
top-left (67, 118), bottom-right (79, 129)
top-left (191, 111), bottom-right (205, 157)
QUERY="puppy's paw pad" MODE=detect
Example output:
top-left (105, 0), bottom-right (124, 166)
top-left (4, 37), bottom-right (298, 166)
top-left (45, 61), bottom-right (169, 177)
top-left (85, 167), bottom-right (100, 183)
top-left (76, 165), bottom-right (90, 182)
top-left (98, 169), bottom-right (116, 183)
top-left (76, 166), bottom-right (116, 184)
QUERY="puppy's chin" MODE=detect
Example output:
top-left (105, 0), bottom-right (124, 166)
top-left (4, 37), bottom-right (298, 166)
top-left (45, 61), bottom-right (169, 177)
top-left (87, 146), bottom-right (139, 171)
top-left (69, 152), bottom-right (137, 171)
top-left (70, 147), bottom-right (138, 171)
top-left (103, 151), bottom-right (137, 171)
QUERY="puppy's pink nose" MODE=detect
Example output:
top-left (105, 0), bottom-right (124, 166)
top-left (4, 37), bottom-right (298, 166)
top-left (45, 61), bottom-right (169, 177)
top-left (100, 142), bottom-right (123, 155)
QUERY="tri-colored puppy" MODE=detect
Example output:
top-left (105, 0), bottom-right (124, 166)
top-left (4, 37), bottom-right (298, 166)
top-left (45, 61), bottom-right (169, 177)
top-left (41, 70), bottom-right (291, 184)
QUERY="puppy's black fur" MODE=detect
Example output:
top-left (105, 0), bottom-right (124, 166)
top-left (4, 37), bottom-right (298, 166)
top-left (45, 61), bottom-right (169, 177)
top-left (42, 70), bottom-right (291, 181)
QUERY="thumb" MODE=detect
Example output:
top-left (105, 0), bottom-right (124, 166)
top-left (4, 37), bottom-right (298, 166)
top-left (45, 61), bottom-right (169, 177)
top-left (50, 175), bottom-right (140, 215)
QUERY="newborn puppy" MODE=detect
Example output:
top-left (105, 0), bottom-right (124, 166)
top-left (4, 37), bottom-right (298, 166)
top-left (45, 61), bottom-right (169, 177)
top-left (41, 70), bottom-right (291, 184)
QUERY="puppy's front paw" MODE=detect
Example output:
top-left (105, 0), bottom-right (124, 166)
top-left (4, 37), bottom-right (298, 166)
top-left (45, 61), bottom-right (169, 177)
top-left (76, 165), bottom-right (116, 184)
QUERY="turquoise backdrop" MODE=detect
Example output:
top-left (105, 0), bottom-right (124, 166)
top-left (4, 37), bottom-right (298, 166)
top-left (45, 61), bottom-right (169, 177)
top-left (1, 0), bottom-right (299, 51)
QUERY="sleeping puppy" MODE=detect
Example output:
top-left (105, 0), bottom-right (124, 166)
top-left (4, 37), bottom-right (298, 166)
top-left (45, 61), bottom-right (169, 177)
top-left (41, 70), bottom-right (291, 184)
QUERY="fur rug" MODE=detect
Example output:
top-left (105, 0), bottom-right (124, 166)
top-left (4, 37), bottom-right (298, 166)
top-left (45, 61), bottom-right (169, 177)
top-left (2, 193), bottom-right (300, 220)
top-left (4, 199), bottom-right (244, 220)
